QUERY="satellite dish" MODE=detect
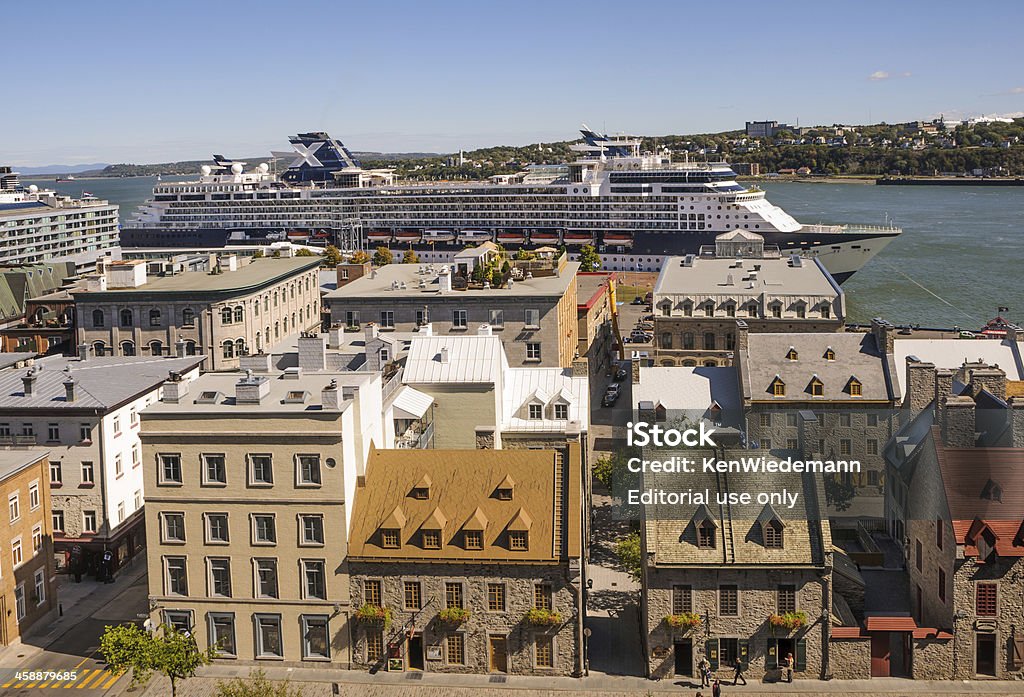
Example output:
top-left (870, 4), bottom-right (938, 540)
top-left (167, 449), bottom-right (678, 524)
top-left (230, 163), bottom-right (244, 174)
top-left (200, 165), bottom-right (212, 176)
top-left (27, 184), bottom-right (39, 193)
top-left (258, 163), bottom-right (270, 173)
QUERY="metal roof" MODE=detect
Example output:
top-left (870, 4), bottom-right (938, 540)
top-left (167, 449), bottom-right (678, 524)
top-left (391, 385), bottom-right (434, 419)
top-left (403, 334), bottom-right (507, 384)
top-left (892, 338), bottom-right (1023, 401)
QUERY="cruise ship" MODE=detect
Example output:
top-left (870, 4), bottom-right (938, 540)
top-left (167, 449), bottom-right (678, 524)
top-left (1, 166), bottom-right (119, 269)
top-left (123, 129), bottom-right (903, 282)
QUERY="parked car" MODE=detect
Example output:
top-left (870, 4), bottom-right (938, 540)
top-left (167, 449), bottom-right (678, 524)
top-left (614, 366), bottom-right (628, 382)
top-left (630, 297), bottom-right (645, 305)
top-left (641, 314), bottom-right (654, 321)
top-left (630, 331), bottom-right (652, 343)
top-left (635, 322), bottom-right (654, 331)
top-left (602, 384), bottom-right (621, 407)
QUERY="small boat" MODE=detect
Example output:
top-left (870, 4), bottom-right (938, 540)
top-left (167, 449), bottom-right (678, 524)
top-left (562, 232), bottom-right (596, 245)
top-left (497, 229), bottom-right (526, 243)
top-left (603, 232), bottom-right (634, 247)
top-left (367, 229), bottom-right (393, 241)
top-left (55, 175), bottom-right (76, 182)
top-left (423, 229), bottom-right (456, 242)
top-left (530, 229), bottom-right (560, 243)
top-left (395, 229), bottom-right (422, 242)
top-left (457, 229), bottom-right (492, 243)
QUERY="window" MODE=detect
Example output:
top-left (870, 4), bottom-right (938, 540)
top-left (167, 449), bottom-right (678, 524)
top-left (849, 379), bottom-right (863, 396)
top-left (487, 583), bottom-right (506, 611)
top-left (867, 439), bottom-right (878, 455)
top-left (464, 530), bottom-right (483, 550)
top-left (697, 521), bottom-right (716, 549)
top-left (209, 614), bottom-right (236, 657)
top-left (525, 309), bottom-right (540, 327)
top-left (205, 513), bottom-right (229, 543)
top-left (15, 584), bottom-right (25, 621)
top-left (52, 510), bottom-right (64, 532)
top-left (720, 638), bottom-right (739, 666)
top-left (771, 379), bottom-right (786, 397)
top-left (300, 515), bottom-right (324, 545)
top-left (8, 493), bottom-right (19, 522)
top-left (345, 310), bottom-right (359, 327)
top-left (915, 539), bottom-right (923, 571)
top-left (786, 438), bottom-right (799, 450)
top-left (938, 568), bottom-right (947, 604)
top-left (233, 306), bottom-right (244, 323)
top-left (445, 582), bottom-right (463, 609)
top-left (132, 444), bottom-right (141, 469)
top-left (719, 585), bottom-right (739, 616)
top-left (202, 454), bottom-right (227, 485)
top-left (255, 615), bottom-right (283, 658)
top-left (115, 454), bottom-right (123, 478)
top-left (119, 309), bottom-right (133, 327)
top-left (208, 558), bottom-right (232, 597)
top-left (296, 455), bottom-right (321, 486)
top-left (764, 520), bottom-right (784, 548)
top-left (221, 307), bottom-right (232, 324)
top-left (415, 309), bottom-right (427, 327)
top-left (149, 309), bottom-right (161, 326)
top-left (528, 403), bottom-right (543, 419)
top-left (422, 530), bottom-right (441, 549)
top-left (158, 454), bottom-right (181, 484)
top-left (777, 585), bottom-right (796, 614)
top-left (303, 560), bottom-right (327, 599)
top-left (32, 524), bottom-right (42, 552)
top-left (683, 332), bottom-right (695, 349)
top-left (536, 635), bottom-right (554, 668)
top-left (760, 413), bottom-right (772, 427)
top-left (379, 310), bottom-right (394, 328)
top-left (34, 568), bottom-right (45, 605)
top-left (821, 304), bottom-right (831, 319)
top-left (976, 583), bottom-right (997, 617)
top-left (762, 438), bottom-right (772, 450)
top-left (534, 583), bottom-right (552, 610)
top-left (672, 585), bottom-right (692, 615)
top-left (404, 581), bottom-right (422, 610)
top-left (381, 529), bottom-right (400, 549)
top-left (554, 403), bottom-right (568, 420)
top-left (509, 530), bottom-right (529, 550)
top-left (47, 423), bottom-right (60, 442)
top-left (255, 559), bottom-right (279, 598)
top-left (840, 439), bottom-right (852, 456)
top-left (703, 332), bottom-right (716, 350)
top-left (364, 579), bottom-right (382, 606)
top-left (839, 413), bottom-right (851, 427)
top-left (134, 490), bottom-right (142, 509)
top-left (249, 454), bottom-right (273, 485)
top-left (810, 379), bottom-right (824, 397)
top-left (302, 615), bottom-right (330, 660)
top-left (162, 512), bottom-right (186, 543)
top-left (366, 630), bottom-right (384, 662)
top-left (453, 309), bottom-right (468, 328)
top-left (79, 423), bottom-right (91, 442)
top-left (786, 412), bottom-right (799, 427)
top-left (446, 633), bottom-right (465, 665)
top-left (252, 514), bottom-right (277, 544)
top-left (489, 309), bottom-right (504, 327)
top-left (222, 340), bottom-right (235, 359)
top-left (165, 557), bottom-right (188, 595)
top-left (92, 309), bottom-right (104, 328)
top-left (21, 423), bottom-right (34, 438)
top-left (12, 537), bottom-right (23, 567)
top-left (83, 510), bottom-right (97, 533)
top-left (936, 518), bottom-right (943, 550)
top-left (526, 343), bottom-right (541, 360)
top-left (182, 308), bottom-right (195, 326)
top-left (120, 340), bottom-right (136, 356)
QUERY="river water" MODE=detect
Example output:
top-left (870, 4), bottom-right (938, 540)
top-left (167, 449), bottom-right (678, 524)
top-left (35, 176), bottom-right (1024, 329)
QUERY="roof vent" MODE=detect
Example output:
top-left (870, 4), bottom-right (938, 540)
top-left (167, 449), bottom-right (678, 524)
top-left (439, 347), bottom-right (449, 364)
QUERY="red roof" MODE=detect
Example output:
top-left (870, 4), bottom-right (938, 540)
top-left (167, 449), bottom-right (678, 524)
top-left (866, 616), bottom-right (918, 632)
top-left (913, 628), bottom-right (953, 640)
top-left (831, 627), bottom-right (866, 639)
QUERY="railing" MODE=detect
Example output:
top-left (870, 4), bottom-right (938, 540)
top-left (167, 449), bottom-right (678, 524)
top-left (801, 223), bottom-right (902, 235)
top-left (381, 366), bottom-right (404, 401)
top-left (397, 422), bottom-right (434, 449)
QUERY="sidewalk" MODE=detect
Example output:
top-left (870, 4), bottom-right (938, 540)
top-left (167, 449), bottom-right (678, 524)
top-left (0, 556), bottom-right (148, 667)
top-left (139, 665), bottom-right (1024, 697)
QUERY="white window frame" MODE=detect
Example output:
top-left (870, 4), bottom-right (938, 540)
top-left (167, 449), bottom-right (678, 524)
top-left (301, 614), bottom-right (331, 660)
top-left (251, 513), bottom-right (277, 545)
top-left (34, 567), bottom-right (46, 606)
top-left (202, 453), bottom-right (227, 486)
top-left (157, 453), bottom-right (182, 485)
top-left (254, 613), bottom-right (283, 658)
top-left (82, 510), bottom-right (97, 533)
top-left (299, 514), bottom-right (325, 546)
top-left (295, 454), bottom-right (322, 487)
top-left (8, 492), bottom-right (19, 522)
top-left (204, 512), bottom-right (230, 544)
top-left (248, 453), bottom-right (274, 486)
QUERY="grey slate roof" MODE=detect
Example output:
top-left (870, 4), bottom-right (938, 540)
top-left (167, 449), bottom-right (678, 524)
top-left (0, 354), bottom-right (205, 412)
top-left (0, 449), bottom-right (49, 482)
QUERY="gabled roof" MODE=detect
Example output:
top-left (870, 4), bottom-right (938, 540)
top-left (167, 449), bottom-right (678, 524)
top-left (506, 507), bottom-right (533, 531)
top-left (756, 503), bottom-right (786, 527)
top-left (380, 506), bottom-right (407, 530)
top-left (502, 366), bottom-right (589, 433)
top-left (462, 507), bottom-right (488, 532)
top-left (419, 507), bottom-right (447, 530)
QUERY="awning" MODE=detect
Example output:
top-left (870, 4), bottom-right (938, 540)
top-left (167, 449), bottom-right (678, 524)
top-left (866, 616), bottom-right (918, 632)
top-left (392, 386), bottom-right (434, 420)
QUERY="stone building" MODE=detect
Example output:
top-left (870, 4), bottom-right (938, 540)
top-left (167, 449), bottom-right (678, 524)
top-left (0, 450), bottom-right (57, 646)
top-left (651, 231), bottom-right (843, 367)
top-left (140, 362), bottom-right (387, 666)
top-left (346, 445), bottom-right (584, 676)
top-left (0, 262), bottom-right (78, 354)
top-left (0, 351), bottom-right (204, 575)
top-left (736, 324), bottom-right (898, 520)
top-left (576, 272), bottom-right (616, 379)
top-left (639, 458), bottom-right (840, 681)
top-left (73, 256), bottom-right (322, 370)
top-left (323, 253), bottom-right (580, 368)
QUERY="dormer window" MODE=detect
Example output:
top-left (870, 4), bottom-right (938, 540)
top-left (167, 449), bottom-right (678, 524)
top-left (422, 530), bottom-right (441, 549)
top-left (847, 377), bottom-right (863, 397)
top-left (982, 479), bottom-right (1003, 502)
top-left (785, 347), bottom-right (799, 361)
top-left (697, 521), bottom-right (716, 549)
top-left (464, 530), bottom-right (483, 550)
top-left (770, 377), bottom-right (786, 397)
top-left (810, 377), bottom-right (824, 397)
top-left (554, 403), bottom-right (568, 420)
top-left (495, 474), bottom-right (516, 500)
top-left (764, 520), bottom-right (784, 548)
top-left (410, 474), bottom-right (431, 500)
top-left (823, 347), bottom-right (835, 361)
top-left (820, 303), bottom-right (831, 319)
top-left (528, 403), bottom-right (543, 420)
top-left (381, 529), bottom-right (400, 549)
top-left (509, 531), bottom-right (528, 551)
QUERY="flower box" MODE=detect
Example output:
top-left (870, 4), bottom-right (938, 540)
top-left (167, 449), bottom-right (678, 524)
top-left (524, 608), bottom-right (562, 626)
top-left (664, 613), bottom-right (702, 630)
top-left (769, 611), bottom-right (807, 632)
top-left (438, 607), bottom-right (472, 625)
top-left (355, 604), bottom-right (392, 628)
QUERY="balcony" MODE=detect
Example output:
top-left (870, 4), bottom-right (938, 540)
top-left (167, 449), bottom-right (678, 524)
top-left (396, 421), bottom-right (434, 449)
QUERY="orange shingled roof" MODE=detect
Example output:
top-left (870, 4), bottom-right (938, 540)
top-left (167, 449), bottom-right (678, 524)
top-left (866, 616), bottom-right (918, 632)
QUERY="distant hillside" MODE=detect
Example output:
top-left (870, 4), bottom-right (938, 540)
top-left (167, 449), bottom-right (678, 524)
top-left (17, 163), bottom-right (110, 176)
top-left (78, 151), bottom-right (442, 177)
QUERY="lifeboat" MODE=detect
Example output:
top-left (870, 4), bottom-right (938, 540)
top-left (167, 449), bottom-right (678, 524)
top-left (530, 229), bottom-right (560, 243)
top-left (367, 229), bottom-right (393, 242)
top-left (602, 232), bottom-right (634, 248)
top-left (497, 229), bottom-right (527, 243)
top-left (457, 229), bottom-right (493, 243)
top-left (395, 229), bottom-right (422, 242)
top-left (422, 229), bottom-right (456, 242)
top-left (562, 232), bottom-right (596, 245)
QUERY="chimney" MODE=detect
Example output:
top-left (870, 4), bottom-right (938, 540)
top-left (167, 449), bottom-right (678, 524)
top-left (903, 357), bottom-right (937, 411)
top-left (438, 267), bottom-right (452, 293)
top-left (440, 347), bottom-right (449, 364)
top-left (871, 317), bottom-right (895, 355)
top-left (735, 320), bottom-right (749, 355)
top-left (941, 395), bottom-right (977, 448)
top-left (63, 377), bottom-right (76, 403)
top-left (631, 352), bottom-right (641, 384)
top-left (364, 323), bottom-right (379, 343)
top-left (240, 352), bottom-right (273, 373)
top-left (328, 323), bottom-right (344, 349)
top-left (965, 365), bottom-right (1007, 401)
top-left (298, 332), bottom-right (326, 371)
top-left (322, 379), bottom-right (341, 410)
top-left (162, 371), bottom-right (189, 403)
top-left (1010, 397), bottom-right (1024, 448)
top-left (342, 385), bottom-right (360, 402)
top-left (22, 368), bottom-right (37, 397)
top-left (477, 323), bottom-right (492, 336)
top-left (77, 343), bottom-right (90, 361)
top-left (235, 371), bottom-right (271, 404)
top-left (175, 337), bottom-right (186, 358)
top-left (421, 323), bottom-right (433, 337)
top-left (571, 357), bottom-right (589, 377)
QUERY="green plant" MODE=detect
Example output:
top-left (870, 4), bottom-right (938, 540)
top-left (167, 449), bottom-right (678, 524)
top-left (664, 613), bottom-right (702, 630)
top-left (490, 268), bottom-right (504, 287)
top-left (577, 244), bottom-right (602, 272)
top-left (100, 623), bottom-right (215, 697)
top-left (402, 248), bottom-right (420, 264)
top-left (615, 532), bottom-right (642, 583)
top-left (769, 611), bottom-right (807, 632)
top-left (322, 245), bottom-right (343, 267)
top-left (294, 248), bottom-right (316, 257)
top-left (350, 250), bottom-right (370, 265)
top-left (524, 608), bottom-right (562, 626)
top-left (438, 607), bottom-right (471, 624)
top-left (215, 669), bottom-right (305, 697)
top-left (355, 604), bottom-right (392, 629)
top-left (372, 246), bottom-right (393, 266)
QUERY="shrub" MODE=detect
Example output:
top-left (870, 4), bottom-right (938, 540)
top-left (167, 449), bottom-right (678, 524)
top-left (768, 611), bottom-right (807, 632)
top-left (438, 607), bottom-right (472, 625)
top-left (355, 604), bottom-right (392, 628)
top-left (664, 613), bottom-right (702, 630)
top-left (524, 608), bottom-right (562, 626)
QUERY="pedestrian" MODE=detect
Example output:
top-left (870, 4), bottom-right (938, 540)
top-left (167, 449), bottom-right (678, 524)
top-left (698, 656), bottom-right (711, 687)
top-left (712, 678), bottom-right (722, 697)
top-left (783, 652), bottom-right (794, 683)
top-left (732, 657), bottom-right (747, 686)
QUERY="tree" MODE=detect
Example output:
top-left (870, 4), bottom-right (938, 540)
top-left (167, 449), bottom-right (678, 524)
top-left (215, 669), bottom-right (304, 697)
top-left (322, 245), bottom-right (342, 267)
top-left (490, 268), bottom-right (504, 287)
top-left (577, 244), bottom-right (602, 272)
top-left (402, 248), bottom-right (420, 264)
top-left (615, 532), bottom-right (642, 583)
top-left (372, 246), bottom-right (393, 266)
top-left (293, 248), bottom-right (316, 257)
top-left (100, 623), bottom-right (214, 697)
top-left (513, 249), bottom-right (536, 261)
top-left (251, 249), bottom-right (264, 259)
top-left (350, 249), bottom-right (370, 265)
top-left (593, 448), bottom-right (633, 489)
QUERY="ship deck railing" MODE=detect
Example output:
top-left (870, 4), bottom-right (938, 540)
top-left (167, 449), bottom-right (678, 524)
top-left (800, 223), bottom-right (902, 234)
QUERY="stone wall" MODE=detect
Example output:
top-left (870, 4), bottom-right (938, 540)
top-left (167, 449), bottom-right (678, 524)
top-left (912, 635), bottom-right (954, 680)
top-left (349, 562), bottom-right (580, 676)
top-left (828, 636), bottom-right (870, 679)
top-left (951, 555), bottom-right (1024, 679)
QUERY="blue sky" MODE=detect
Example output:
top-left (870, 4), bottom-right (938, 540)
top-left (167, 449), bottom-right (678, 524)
top-left (4, 0), bottom-right (1023, 166)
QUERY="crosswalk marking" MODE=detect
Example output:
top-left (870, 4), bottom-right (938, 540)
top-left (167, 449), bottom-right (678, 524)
top-left (63, 668), bottom-right (94, 688)
top-left (78, 670), bottom-right (109, 689)
top-left (0, 668), bottom-right (124, 690)
top-left (99, 671), bottom-right (124, 689)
